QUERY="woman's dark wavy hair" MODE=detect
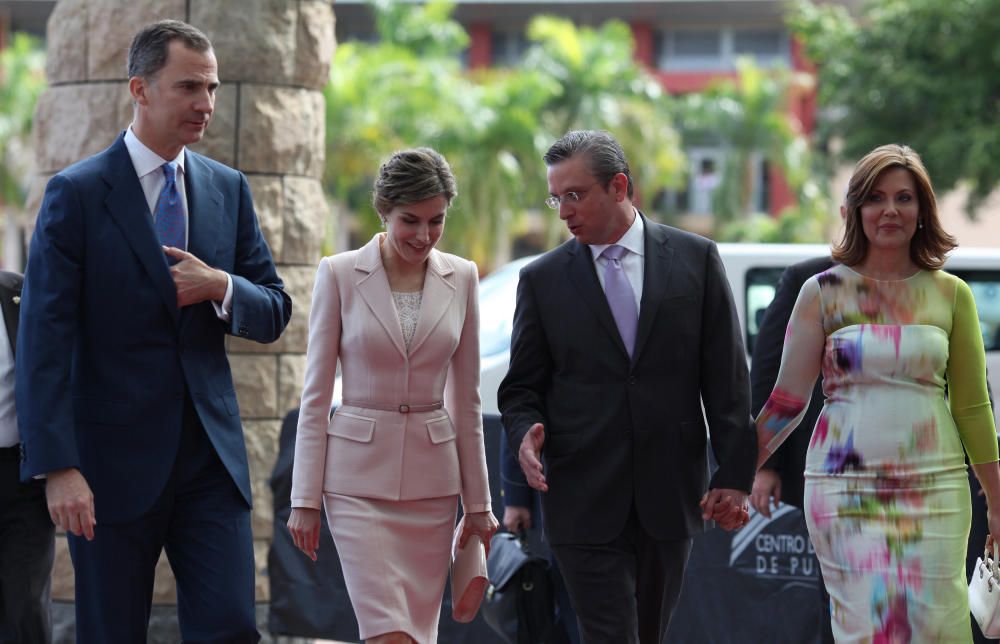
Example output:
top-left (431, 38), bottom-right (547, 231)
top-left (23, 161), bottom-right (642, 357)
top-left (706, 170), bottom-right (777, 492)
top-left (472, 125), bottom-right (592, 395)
top-left (832, 144), bottom-right (956, 270)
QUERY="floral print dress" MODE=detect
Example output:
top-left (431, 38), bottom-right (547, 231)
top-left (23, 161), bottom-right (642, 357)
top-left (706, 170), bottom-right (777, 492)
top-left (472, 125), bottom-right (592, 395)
top-left (756, 264), bottom-right (998, 643)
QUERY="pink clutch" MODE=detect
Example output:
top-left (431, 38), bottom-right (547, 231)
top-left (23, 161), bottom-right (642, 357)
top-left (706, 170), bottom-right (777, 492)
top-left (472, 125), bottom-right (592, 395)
top-left (450, 516), bottom-right (489, 623)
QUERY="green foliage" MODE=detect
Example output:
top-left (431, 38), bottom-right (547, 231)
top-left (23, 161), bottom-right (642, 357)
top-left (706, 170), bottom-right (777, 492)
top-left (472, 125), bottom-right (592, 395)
top-left (520, 17), bottom-right (684, 245)
top-left (675, 57), bottom-right (833, 240)
top-left (790, 0), bottom-right (1000, 216)
top-left (323, 3), bottom-right (684, 269)
top-left (0, 33), bottom-right (46, 207)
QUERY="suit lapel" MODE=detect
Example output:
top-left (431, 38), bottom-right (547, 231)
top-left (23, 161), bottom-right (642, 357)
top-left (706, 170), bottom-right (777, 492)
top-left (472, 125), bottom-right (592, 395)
top-left (355, 236), bottom-right (407, 359)
top-left (0, 281), bottom-right (19, 356)
top-left (184, 152), bottom-right (222, 268)
top-left (633, 218), bottom-right (674, 361)
top-left (566, 240), bottom-right (629, 358)
top-left (407, 250), bottom-right (455, 356)
top-left (101, 136), bottom-right (179, 324)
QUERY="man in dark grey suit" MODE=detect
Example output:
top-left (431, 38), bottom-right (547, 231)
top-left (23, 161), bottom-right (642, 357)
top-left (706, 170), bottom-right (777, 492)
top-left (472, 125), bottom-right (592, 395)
top-left (0, 270), bottom-right (54, 643)
top-left (498, 130), bottom-right (756, 643)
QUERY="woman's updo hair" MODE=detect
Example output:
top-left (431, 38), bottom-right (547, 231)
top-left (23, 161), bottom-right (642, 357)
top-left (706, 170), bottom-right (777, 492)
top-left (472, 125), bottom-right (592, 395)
top-left (372, 147), bottom-right (457, 218)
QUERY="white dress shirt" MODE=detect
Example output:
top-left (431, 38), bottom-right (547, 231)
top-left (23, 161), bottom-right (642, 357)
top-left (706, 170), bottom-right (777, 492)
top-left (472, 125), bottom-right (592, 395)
top-left (589, 208), bottom-right (645, 313)
top-left (123, 126), bottom-right (233, 319)
top-left (0, 306), bottom-right (17, 448)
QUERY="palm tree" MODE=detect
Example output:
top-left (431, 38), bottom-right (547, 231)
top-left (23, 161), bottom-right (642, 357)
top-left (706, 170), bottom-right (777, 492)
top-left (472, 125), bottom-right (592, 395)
top-left (677, 58), bottom-right (824, 237)
top-left (322, 4), bottom-right (686, 269)
top-left (520, 16), bottom-right (685, 244)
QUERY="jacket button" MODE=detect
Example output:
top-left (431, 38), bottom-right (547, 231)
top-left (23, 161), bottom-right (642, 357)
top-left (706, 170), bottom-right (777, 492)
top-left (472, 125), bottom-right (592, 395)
top-left (628, 376), bottom-right (637, 385)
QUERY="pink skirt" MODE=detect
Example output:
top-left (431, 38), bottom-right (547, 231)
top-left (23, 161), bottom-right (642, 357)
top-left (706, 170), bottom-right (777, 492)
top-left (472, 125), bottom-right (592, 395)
top-left (324, 493), bottom-right (458, 643)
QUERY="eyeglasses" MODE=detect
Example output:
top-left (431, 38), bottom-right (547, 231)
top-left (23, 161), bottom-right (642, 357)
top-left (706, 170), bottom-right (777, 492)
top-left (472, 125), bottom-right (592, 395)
top-left (544, 181), bottom-right (600, 210)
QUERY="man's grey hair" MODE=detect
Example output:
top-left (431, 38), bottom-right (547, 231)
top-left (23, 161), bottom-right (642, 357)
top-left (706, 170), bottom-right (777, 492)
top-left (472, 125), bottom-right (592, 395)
top-left (127, 20), bottom-right (212, 80)
top-left (543, 130), bottom-right (634, 199)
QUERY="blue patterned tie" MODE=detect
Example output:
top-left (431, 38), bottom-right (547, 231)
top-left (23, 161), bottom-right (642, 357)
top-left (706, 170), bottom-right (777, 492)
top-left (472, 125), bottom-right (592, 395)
top-left (154, 162), bottom-right (186, 256)
top-left (602, 244), bottom-right (639, 357)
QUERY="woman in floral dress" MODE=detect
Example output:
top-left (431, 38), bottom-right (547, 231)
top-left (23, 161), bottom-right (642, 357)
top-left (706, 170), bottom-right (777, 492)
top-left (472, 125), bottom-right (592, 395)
top-left (755, 144), bottom-right (1000, 642)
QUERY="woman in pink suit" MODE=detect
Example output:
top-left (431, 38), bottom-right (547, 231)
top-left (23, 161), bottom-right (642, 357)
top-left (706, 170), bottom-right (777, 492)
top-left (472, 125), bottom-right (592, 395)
top-left (287, 148), bottom-right (499, 644)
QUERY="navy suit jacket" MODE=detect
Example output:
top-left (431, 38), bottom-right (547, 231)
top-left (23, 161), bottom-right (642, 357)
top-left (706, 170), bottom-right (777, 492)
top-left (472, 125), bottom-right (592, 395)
top-left (498, 214), bottom-right (755, 544)
top-left (16, 134), bottom-right (291, 523)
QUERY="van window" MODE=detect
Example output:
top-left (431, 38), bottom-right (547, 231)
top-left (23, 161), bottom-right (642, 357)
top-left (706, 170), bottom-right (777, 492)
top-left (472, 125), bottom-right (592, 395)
top-left (744, 267), bottom-right (786, 354)
top-left (948, 270), bottom-right (1000, 352)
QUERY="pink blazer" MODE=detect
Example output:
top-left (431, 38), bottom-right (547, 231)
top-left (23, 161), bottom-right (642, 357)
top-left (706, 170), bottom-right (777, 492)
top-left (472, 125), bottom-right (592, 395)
top-left (291, 234), bottom-right (491, 513)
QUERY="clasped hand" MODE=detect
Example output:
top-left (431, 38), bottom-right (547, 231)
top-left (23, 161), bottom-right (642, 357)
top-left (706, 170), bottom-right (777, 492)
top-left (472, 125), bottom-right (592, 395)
top-left (700, 488), bottom-right (750, 531)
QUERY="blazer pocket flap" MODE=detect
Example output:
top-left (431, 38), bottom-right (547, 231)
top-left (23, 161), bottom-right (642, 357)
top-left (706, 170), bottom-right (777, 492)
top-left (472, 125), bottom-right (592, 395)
top-left (328, 412), bottom-right (375, 443)
top-left (426, 416), bottom-right (456, 444)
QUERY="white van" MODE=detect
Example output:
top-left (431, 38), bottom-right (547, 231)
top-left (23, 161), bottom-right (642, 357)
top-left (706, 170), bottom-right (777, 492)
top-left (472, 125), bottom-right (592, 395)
top-left (722, 243), bottom-right (1000, 401)
top-left (478, 243), bottom-right (1000, 415)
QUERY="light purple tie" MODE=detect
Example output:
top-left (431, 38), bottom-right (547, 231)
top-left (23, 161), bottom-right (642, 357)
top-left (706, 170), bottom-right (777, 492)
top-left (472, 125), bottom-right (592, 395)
top-left (601, 244), bottom-right (638, 357)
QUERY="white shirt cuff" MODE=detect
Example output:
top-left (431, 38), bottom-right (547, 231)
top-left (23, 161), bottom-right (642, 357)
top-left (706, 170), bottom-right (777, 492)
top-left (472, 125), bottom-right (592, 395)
top-left (212, 273), bottom-right (233, 321)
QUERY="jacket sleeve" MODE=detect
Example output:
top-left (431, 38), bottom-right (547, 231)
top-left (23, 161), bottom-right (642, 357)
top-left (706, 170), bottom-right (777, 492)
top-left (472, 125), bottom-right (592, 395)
top-left (948, 278), bottom-right (998, 464)
top-left (698, 241), bottom-right (758, 492)
top-left (499, 430), bottom-right (534, 509)
top-left (227, 172), bottom-right (292, 344)
top-left (16, 174), bottom-right (85, 479)
top-left (290, 258), bottom-right (339, 509)
top-left (446, 260), bottom-right (491, 513)
top-left (750, 263), bottom-right (810, 472)
top-left (754, 278), bottom-right (825, 461)
top-left (498, 267), bottom-right (552, 454)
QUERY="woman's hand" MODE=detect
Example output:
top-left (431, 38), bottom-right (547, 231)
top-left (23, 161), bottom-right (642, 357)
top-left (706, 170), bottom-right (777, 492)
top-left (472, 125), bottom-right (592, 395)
top-left (750, 468), bottom-right (782, 519)
top-left (287, 507), bottom-right (321, 561)
top-left (459, 510), bottom-right (500, 557)
top-left (987, 507), bottom-right (1000, 556)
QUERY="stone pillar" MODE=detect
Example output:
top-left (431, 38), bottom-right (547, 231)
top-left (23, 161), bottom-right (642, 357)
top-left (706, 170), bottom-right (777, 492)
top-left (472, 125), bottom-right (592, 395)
top-left (31, 0), bottom-right (333, 635)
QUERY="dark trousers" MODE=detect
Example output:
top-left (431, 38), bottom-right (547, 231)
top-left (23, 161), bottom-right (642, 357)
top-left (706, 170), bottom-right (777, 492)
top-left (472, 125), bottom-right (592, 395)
top-left (0, 449), bottom-right (54, 644)
top-left (68, 399), bottom-right (259, 644)
top-left (551, 505), bottom-right (692, 644)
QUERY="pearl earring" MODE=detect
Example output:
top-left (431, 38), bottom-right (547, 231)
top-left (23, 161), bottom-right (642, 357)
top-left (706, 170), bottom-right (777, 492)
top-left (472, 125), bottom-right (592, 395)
top-left (918, 218), bottom-right (924, 230)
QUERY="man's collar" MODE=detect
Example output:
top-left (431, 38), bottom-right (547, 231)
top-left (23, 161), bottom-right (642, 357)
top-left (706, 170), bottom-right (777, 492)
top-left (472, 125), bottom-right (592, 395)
top-left (124, 125), bottom-right (186, 179)
top-left (589, 208), bottom-right (645, 260)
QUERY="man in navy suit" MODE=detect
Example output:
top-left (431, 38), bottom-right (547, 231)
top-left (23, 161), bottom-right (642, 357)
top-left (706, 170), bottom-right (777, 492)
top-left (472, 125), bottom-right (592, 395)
top-left (16, 20), bottom-right (291, 642)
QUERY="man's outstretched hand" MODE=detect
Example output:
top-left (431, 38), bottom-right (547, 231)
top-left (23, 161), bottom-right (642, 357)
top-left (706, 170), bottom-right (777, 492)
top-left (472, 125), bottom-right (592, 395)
top-left (518, 423), bottom-right (548, 492)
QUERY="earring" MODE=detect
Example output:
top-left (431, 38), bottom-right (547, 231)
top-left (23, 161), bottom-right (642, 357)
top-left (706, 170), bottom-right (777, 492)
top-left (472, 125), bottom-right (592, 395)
top-left (918, 218), bottom-right (924, 230)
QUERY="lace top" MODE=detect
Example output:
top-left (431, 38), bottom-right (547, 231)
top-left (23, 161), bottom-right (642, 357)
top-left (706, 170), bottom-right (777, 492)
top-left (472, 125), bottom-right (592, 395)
top-left (392, 291), bottom-right (422, 349)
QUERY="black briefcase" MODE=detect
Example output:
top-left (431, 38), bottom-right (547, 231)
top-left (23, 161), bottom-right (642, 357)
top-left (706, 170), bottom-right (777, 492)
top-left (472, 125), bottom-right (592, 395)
top-left (481, 531), bottom-right (559, 644)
